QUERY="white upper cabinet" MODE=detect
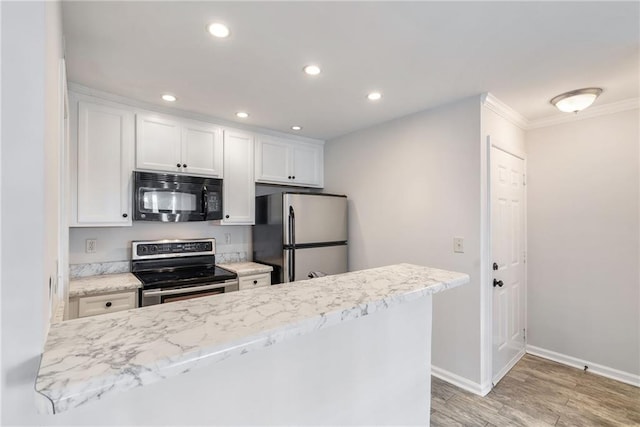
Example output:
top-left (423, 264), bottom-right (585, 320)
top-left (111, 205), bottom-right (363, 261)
top-left (136, 114), bottom-right (223, 177)
top-left (255, 136), bottom-right (323, 187)
top-left (221, 130), bottom-right (255, 225)
top-left (181, 122), bottom-right (223, 177)
top-left (72, 99), bottom-right (134, 226)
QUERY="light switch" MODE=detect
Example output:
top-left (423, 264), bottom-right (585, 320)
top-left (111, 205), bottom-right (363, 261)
top-left (86, 239), bottom-right (97, 253)
top-left (453, 237), bottom-right (464, 253)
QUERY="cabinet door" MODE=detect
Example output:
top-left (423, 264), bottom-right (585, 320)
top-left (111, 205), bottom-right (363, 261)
top-left (222, 130), bottom-right (255, 225)
top-left (181, 121), bottom-right (223, 177)
top-left (76, 101), bottom-right (134, 225)
top-left (255, 136), bottom-right (291, 184)
top-left (136, 114), bottom-right (182, 173)
top-left (292, 143), bottom-right (323, 187)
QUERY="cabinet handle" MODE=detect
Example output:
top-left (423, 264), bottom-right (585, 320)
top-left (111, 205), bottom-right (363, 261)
top-left (105, 301), bottom-right (112, 308)
top-left (176, 163), bottom-right (182, 168)
top-left (183, 164), bottom-right (187, 168)
top-left (292, 176), bottom-right (295, 179)
top-left (253, 280), bottom-right (258, 285)
top-left (122, 213), bottom-right (128, 218)
top-left (288, 176), bottom-right (292, 179)
top-left (225, 215), bottom-right (230, 219)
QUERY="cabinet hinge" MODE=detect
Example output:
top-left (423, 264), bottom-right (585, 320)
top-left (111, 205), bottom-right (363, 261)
top-left (523, 251), bottom-right (526, 263)
top-left (523, 173), bottom-right (526, 186)
top-left (523, 328), bottom-right (526, 342)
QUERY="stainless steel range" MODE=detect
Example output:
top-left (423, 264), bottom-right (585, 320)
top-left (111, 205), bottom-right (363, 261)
top-left (131, 238), bottom-right (238, 307)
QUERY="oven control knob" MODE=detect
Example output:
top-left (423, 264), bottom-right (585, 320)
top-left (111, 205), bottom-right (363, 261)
top-left (149, 245), bottom-right (157, 253)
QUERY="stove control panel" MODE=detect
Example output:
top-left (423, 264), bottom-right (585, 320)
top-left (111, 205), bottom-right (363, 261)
top-left (132, 239), bottom-right (215, 259)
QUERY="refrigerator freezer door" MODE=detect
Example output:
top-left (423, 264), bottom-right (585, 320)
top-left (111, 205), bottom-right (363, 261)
top-left (284, 245), bottom-right (348, 282)
top-left (283, 194), bottom-right (347, 245)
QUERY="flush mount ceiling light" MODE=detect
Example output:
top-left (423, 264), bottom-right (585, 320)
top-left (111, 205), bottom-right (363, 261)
top-left (291, 125), bottom-right (302, 131)
top-left (207, 22), bottom-right (230, 38)
top-left (367, 92), bottom-right (382, 101)
top-left (303, 64), bottom-right (321, 76)
top-left (550, 88), bottom-right (603, 113)
top-left (161, 94), bottom-right (177, 102)
top-left (236, 111), bottom-right (249, 119)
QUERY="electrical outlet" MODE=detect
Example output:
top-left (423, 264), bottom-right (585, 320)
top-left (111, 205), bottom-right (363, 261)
top-left (225, 233), bottom-right (231, 244)
top-left (453, 237), bottom-right (464, 253)
top-left (86, 238), bottom-right (97, 253)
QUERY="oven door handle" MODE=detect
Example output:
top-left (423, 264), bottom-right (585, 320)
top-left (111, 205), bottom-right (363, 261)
top-left (142, 281), bottom-right (236, 297)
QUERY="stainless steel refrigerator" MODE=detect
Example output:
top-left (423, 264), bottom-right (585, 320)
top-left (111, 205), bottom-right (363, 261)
top-left (253, 192), bottom-right (348, 284)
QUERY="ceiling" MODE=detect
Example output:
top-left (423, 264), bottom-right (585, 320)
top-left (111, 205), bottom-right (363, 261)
top-left (62, 1), bottom-right (639, 140)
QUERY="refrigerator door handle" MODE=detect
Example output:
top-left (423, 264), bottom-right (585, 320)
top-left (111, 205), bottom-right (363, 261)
top-left (289, 205), bottom-right (296, 282)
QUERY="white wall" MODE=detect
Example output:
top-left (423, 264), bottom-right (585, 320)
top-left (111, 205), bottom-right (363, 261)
top-left (324, 96), bottom-right (484, 385)
top-left (69, 224), bottom-right (251, 264)
top-left (1, 1), bottom-right (64, 424)
top-left (526, 108), bottom-right (640, 378)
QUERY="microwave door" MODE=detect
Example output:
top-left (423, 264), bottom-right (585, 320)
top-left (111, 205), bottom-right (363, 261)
top-left (136, 183), bottom-right (205, 222)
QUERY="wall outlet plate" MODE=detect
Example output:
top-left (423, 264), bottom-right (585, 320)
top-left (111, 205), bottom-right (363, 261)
top-left (86, 238), bottom-right (97, 253)
top-left (453, 237), bottom-right (464, 253)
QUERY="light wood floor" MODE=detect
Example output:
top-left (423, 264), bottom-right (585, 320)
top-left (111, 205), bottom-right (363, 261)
top-left (431, 354), bottom-right (640, 426)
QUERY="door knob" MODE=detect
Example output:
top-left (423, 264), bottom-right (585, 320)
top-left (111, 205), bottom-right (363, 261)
top-left (492, 262), bottom-right (498, 271)
top-left (493, 279), bottom-right (504, 288)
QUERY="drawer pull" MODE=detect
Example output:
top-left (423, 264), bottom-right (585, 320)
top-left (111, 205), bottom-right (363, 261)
top-left (105, 301), bottom-right (112, 308)
top-left (253, 280), bottom-right (258, 285)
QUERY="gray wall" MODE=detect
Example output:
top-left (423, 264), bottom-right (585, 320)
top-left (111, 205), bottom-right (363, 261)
top-left (526, 109), bottom-right (640, 376)
top-left (324, 96), bottom-right (484, 384)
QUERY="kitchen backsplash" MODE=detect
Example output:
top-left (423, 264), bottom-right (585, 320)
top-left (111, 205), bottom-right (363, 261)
top-left (70, 251), bottom-right (249, 278)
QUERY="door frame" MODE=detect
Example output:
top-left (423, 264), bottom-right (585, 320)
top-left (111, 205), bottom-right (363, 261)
top-left (480, 135), bottom-right (528, 391)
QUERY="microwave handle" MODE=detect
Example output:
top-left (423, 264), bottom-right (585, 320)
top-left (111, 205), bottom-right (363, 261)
top-left (202, 186), bottom-right (208, 217)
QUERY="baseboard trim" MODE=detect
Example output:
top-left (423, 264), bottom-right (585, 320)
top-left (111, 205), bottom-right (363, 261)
top-left (526, 345), bottom-right (640, 388)
top-left (431, 365), bottom-right (492, 397)
top-left (492, 348), bottom-right (526, 384)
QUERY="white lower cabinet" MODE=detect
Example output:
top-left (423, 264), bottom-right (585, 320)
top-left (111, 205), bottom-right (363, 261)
top-left (255, 136), bottom-right (324, 187)
top-left (238, 273), bottom-right (271, 291)
top-left (71, 98), bottom-right (134, 226)
top-left (68, 290), bottom-right (137, 319)
top-left (221, 130), bottom-right (255, 225)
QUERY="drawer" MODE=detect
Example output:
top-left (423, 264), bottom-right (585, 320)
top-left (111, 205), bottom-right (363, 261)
top-left (78, 291), bottom-right (137, 318)
top-left (238, 273), bottom-right (271, 291)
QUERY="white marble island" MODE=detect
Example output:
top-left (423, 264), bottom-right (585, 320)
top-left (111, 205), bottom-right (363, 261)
top-left (36, 263), bottom-right (468, 425)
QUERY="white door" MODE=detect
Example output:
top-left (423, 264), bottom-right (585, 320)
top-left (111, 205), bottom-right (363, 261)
top-left (76, 101), bottom-right (134, 225)
top-left (221, 130), bottom-right (255, 224)
top-left (181, 122), bottom-right (223, 177)
top-left (491, 146), bottom-right (526, 384)
top-left (255, 136), bottom-right (291, 184)
top-left (291, 143), bottom-right (322, 186)
top-left (136, 114), bottom-right (182, 173)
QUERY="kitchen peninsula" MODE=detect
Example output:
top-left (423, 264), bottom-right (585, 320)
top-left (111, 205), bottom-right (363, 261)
top-left (36, 264), bottom-right (468, 425)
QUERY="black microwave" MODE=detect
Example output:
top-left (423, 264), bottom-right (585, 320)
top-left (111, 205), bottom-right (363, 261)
top-left (133, 171), bottom-right (223, 222)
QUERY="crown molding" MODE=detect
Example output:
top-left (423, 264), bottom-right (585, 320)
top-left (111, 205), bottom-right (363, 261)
top-left (481, 92), bottom-right (529, 130)
top-left (527, 98), bottom-right (640, 130)
top-left (67, 82), bottom-right (325, 145)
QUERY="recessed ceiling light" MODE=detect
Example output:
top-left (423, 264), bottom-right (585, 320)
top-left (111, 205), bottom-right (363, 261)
top-left (236, 112), bottom-right (249, 119)
top-left (291, 125), bottom-right (302, 131)
top-left (303, 64), bottom-right (321, 76)
top-left (207, 22), bottom-right (230, 38)
top-left (367, 92), bottom-right (382, 101)
top-left (161, 94), bottom-right (177, 102)
top-left (550, 88), bottom-right (603, 113)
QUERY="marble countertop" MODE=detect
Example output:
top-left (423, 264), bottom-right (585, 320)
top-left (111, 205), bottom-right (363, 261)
top-left (68, 273), bottom-right (142, 298)
top-left (36, 263), bottom-right (468, 414)
top-left (218, 261), bottom-right (273, 276)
